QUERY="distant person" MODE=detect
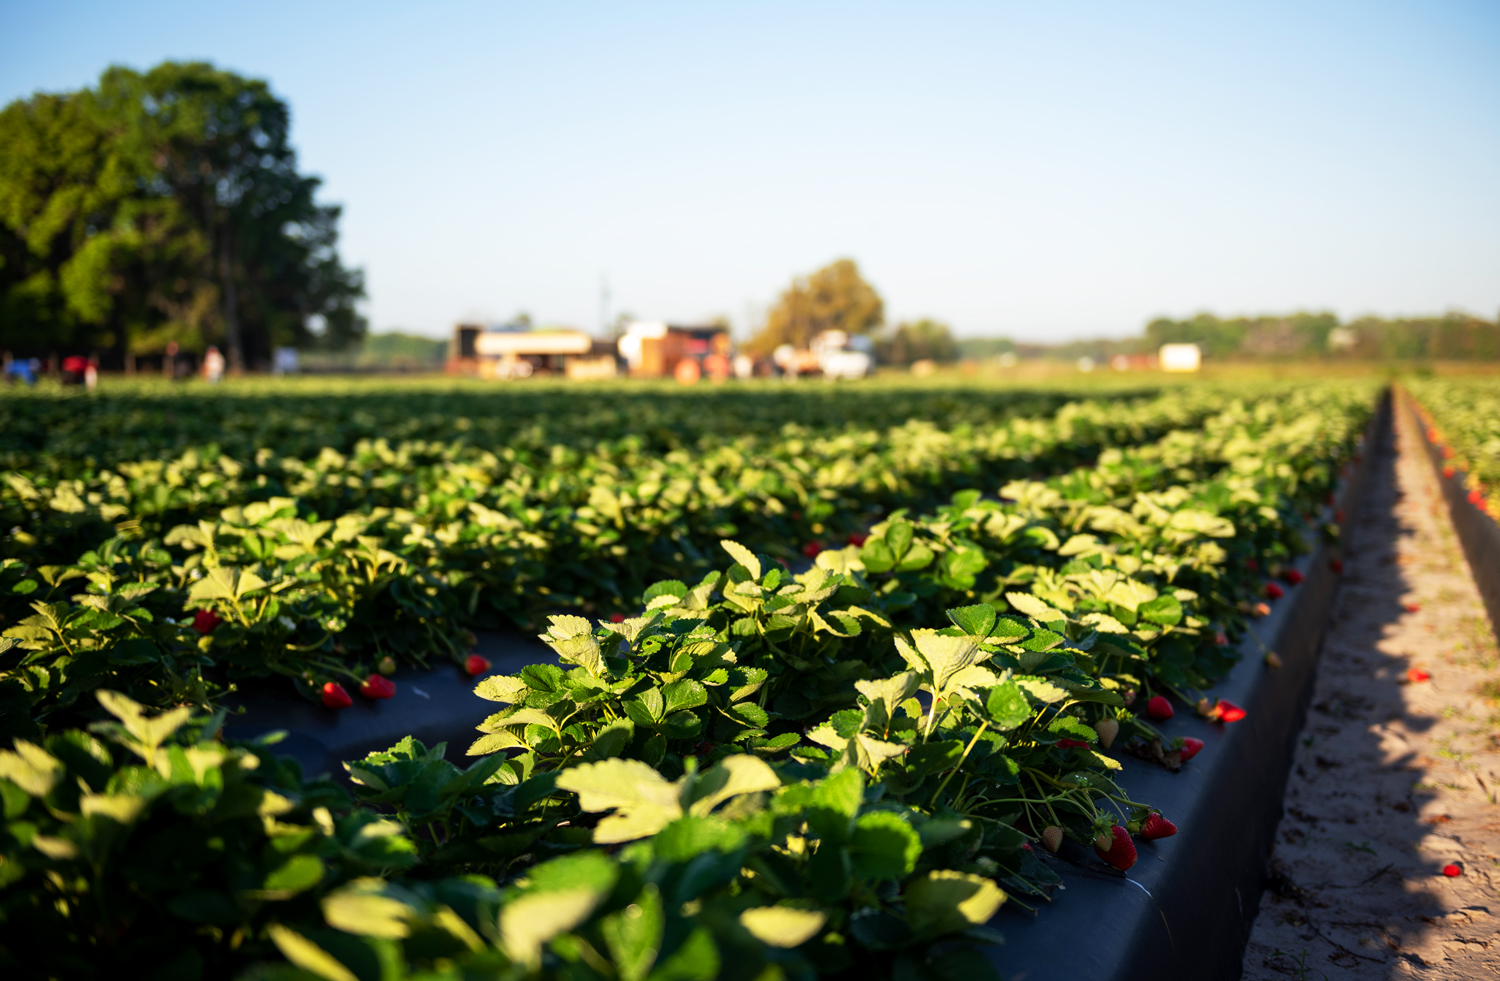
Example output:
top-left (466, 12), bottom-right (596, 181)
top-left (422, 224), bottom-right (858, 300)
top-left (4, 358), bottom-right (38, 386)
top-left (61, 355), bottom-right (88, 385)
top-left (203, 346), bottom-right (225, 383)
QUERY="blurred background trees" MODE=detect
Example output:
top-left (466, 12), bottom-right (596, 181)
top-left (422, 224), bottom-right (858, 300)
top-left (0, 61), bottom-right (365, 370)
top-left (748, 258), bottom-right (884, 353)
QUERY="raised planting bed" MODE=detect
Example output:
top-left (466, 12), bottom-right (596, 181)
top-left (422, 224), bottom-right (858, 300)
top-left (1399, 386), bottom-right (1500, 639)
top-left (990, 389), bottom-right (1390, 981)
top-left (222, 627), bottom-right (556, 779)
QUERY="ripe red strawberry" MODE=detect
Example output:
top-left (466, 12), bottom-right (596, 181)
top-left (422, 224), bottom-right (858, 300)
top-left (465, 654), bottom-right (491, 676)
top-left (1426, 428), bottom-right (1439, 442)
top-left (1406, 668), bottom-right (1430, 683)
top-left (1056, 738), bottom-right (1090, 749)
top-left (801, 541), bottom-right (823, 559)
top-left (1093, 825), bottom-right (1137, 871)
top-left (1469, 490), bottom-right (1484, 505)
top-left (1145, 695), bottom-right (1173, 720)
top-left (1041, 826), bottom-right (1064, 853)
top-left (192, 609), bottom-right (221, 635)
top-left (321, 681), bottom-right (352, 710)
top-left (1140, 813), bottom-right (1177, 840)
top-left (609, 612), bottom-right (626, 623)
top-left (1404, 602), bottom-right (1421, 613)
top-left (359, 674), bottom-right (396, 700)
top-left (1213, 699), bottom-right (1246, 723)
top-left (1329, 558), bottom-right (1344, 574)
top-left (1214, 632), bottom-right (1228, 646)
top-left (1093, 718), bottom-right (1119, 749)
top-left (1442, 863), bottom-right (1462, 877)
top-left (1265, 582), bottom-right (1284, 600)
top-left (848, 532), bottom-right (868, 547)
top-left (1179, 737), bottom-right (1204, 761)
top-left (1442, 464), bottom-right (1456, 478)
top-left (377, 655), bottom-right (397, 676)
top-left (1283, 569), bottom-right (1304, 585)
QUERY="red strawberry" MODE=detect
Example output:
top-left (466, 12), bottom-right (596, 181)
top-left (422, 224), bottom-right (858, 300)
top-left (1329, 558), bottom-right (1343, 574)
top-left (465, 654), bottom-right (491, 676)
top-left (1245, 558), bottom-right (1259, 571)
top-left (1426, 428), bottom-right (1439, 442)
top-left (1442, 863), bottom-right (1463, 877)
top-left (801, 541), bottom-right (823, 559)
top-left (848, 532), bottom-right (868, 547)
top-left (1406, 668), bottom-right (1430, 683)
top-left (1443, 464), bottom-right (1456, 478)
top-left (1093, 825), bottom-right (1137, 871)
top-left (1140, 813), bottom-right (1177, 840)
top-left (377, 655), bottom-right (397, 676)
top-left (1265, 582), bottom-right (1284, 600)
top-left (1093, 718), bottom-right (1119, 749)
top-left (1041, 826), bottom-right (1064, 853)
top-left (192, 609), bottom-right (221, 635)
top-left (1215, 632), bottom-right (1228, 646)
top-left (359, 674), bottom-right (396, 700)
top-left (1404, 602), bottom-right (1421, 613)
top-left (321, 681), bottom-right (352, 710)
top-left (609, 612), bottom-right (626, 623)
top-left (1469, 490), bottom-right (1484, 506)
top-left (1057, 738), bottom-right (1090, 749)
top-left (1179, 737), bottom-right (1205, 761)
top-left (1145, 695), bottom-right (1173, 721)
top-left (1213, 699), bottom-right (1246, 723)
top-left (1441, 446), bottom-right (1454, 460)
top-left (1283, 569), bottom-right (1304, 585)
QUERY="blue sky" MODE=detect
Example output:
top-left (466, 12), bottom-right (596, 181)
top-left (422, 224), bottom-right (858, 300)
top-left (2, 1), bottom-right (1497, 341)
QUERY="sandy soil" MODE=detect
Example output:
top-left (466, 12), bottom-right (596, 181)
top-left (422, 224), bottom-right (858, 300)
top-left (1241, 404), bottom-right (1500, 979)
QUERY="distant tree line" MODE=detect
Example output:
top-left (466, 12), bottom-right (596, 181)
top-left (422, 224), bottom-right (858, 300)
top-left (958, 311), bottom-right (1500, 363)
top-left (0, 61), bottom-right (365, 371)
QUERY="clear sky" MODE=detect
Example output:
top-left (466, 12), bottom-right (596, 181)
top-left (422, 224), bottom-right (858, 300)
top-left (3, 1), bottom-right (1497, 341)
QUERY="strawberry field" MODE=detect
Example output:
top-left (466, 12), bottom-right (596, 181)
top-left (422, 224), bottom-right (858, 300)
top-left (0, 377), bottom-right (1382, 980)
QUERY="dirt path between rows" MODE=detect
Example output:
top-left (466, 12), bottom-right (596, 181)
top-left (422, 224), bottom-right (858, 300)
top-left (1241, 402), bottom-right (1500, 978)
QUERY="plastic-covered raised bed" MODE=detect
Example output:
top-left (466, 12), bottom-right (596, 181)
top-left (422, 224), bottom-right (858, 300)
top-left (989, 390), bottom-right (1390, 981)
top-left (222, 627), bottom-right (556, 778)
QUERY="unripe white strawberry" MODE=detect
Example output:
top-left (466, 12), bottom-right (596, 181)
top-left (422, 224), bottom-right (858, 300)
top-left (1093, 718), bottom-right (1119, 749)
top-left (1041, 826), bottom-right (1064, 853)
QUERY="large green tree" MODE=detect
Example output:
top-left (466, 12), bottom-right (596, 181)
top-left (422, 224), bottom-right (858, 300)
top-left (0, 61), bottom-right (365, 369)
top-left (748, 258), bottom-right (883, 354)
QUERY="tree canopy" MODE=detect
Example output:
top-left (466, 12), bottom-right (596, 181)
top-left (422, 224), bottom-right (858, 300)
top-left (0, 61), bottom-right (365, 369)
top-left (748, 258), bottom-right (883, 353)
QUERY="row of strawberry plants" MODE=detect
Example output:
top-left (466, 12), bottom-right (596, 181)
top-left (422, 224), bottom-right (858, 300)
top-left (1, 387), bottom-right (1289, 733)
top-left (0, 378), bottom-right (1152, 474)
top-left (3, 383), bottom-right (1361, 737)
top-left (1404, 378), bottom-right (1500, 520)
top-left (2, 384), bottom-right (1237, 580)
